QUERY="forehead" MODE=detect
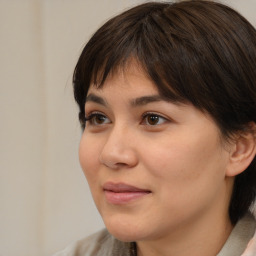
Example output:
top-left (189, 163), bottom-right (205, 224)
top-left (87, 58), bottom-right (192, 111)
top-left (88, 60), bottom-right (158, 95)
top-left (91, 58), bottom-right (148, 84)
top-left (86, 66), bottom-right (191, 115)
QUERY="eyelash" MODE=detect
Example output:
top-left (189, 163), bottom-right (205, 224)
top-left (84, 111), bottom-right (168, 127)
top-left (85, 112), bottom-right (110, 126)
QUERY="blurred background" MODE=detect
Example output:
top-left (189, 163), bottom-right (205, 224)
top-left (0, 0), bottom-right (255, 255)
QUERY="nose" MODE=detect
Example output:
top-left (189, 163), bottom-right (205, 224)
top-left (99, 125), bottom-right (138, 169)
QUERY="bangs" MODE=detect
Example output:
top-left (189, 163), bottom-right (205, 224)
top-left (74, 0), bottom-right (256, 137)
top-left (74, 2), bottom-right (193, 108)
top-left (88, 23), bottom-right (187, 104)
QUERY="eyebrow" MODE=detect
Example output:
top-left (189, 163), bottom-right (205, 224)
top-left (85, 93), bottom-right (108, 106)
top-left (130, 95), bottom-right (164, 106)
top-left (85, 93), bottom-right (171, 107)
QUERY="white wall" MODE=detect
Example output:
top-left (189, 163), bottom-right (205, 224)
top-left (0, 1), bottom-right (45, 255)
top-left (0, 1), bottom-right (255, 256)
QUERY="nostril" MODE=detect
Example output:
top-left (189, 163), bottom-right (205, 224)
top-left (100, 161), bottom-right (129, 170)
top-left (116, 162), bottom-right (128, 167)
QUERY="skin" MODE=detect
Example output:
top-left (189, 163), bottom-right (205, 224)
top-left (79, 63), bottom-right (235, 256)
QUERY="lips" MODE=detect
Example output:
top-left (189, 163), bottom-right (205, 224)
top-left (103, 182), bottom-right (151, 204)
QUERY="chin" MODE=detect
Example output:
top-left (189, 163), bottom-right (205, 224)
top-left (103, 215), bottom-right (145, 242)
top-left (108, 229), bottom-right (137, 242)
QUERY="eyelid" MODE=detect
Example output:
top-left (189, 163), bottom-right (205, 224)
top-left (85, 111), bottom-right (104, 120)
top-left (141, 111), bottom-right (166, 118)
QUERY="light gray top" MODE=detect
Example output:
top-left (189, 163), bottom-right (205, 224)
top-left (217, 213), bottom-right (256, 256)
top-left (53, 212), bottom-right (256, 256)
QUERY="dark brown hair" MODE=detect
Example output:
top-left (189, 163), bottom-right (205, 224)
top-left (73, 0), bottom-right (256, 224)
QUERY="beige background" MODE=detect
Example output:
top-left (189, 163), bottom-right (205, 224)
top-left (0, 0), bottom-right (255, 256)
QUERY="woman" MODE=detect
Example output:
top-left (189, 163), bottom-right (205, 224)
top-left (54, 1), bottom-right (256, 255)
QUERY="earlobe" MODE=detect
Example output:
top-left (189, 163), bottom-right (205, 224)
top-left (226, 126), bottom-right (256, 177)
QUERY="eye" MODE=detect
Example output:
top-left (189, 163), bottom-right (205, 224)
top-left (85, 112), bottom-right (110, 126)
top-left (142, 113), bottom-right (167, 126)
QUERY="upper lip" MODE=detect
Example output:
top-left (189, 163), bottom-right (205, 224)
top-left (103, 182), bottom-right (151, 193)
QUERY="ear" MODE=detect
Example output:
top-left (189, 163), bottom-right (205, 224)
top-left (226, 123), bottom-right (256, 177)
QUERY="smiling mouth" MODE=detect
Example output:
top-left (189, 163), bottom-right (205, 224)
top-left (103, 182), bottom-right (151, 204)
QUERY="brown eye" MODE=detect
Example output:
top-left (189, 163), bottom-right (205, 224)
top-left (93, 115), bottom-right (107, 124)
top-left (85, 113), bottom-right (110, 125)
top-left (147, 115), bottom-right (160, 125)
top-left (143, 113), bottom-right (166, 126)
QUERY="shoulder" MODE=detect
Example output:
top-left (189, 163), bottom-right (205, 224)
top-left (241, 210), bottom-right (256, 256)
top-left (218, 212), bottom-right (256, 256)
top-left (52, 229), bottom-right (132, 256)
top-left (52, 229), bottom-right (110, 256)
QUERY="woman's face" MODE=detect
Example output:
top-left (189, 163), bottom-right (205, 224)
top-left (79, 63), bottom-right (232, 243)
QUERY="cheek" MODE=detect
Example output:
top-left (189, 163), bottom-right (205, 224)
top-left (79, 134), bottom-right (100, 184)
top-left (142, 132), bottom-right (227, 192)
top-left (140, 137), bottom-right (229, 221)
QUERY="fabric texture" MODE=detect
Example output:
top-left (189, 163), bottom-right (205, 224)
top-left (52, 229), bottom-right (133, 256)
top-left (217, 213), bottom-right (256, 256)
top-left (53, 212), bottom-right (256, 256)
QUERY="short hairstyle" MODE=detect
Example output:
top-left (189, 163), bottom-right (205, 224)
top-left (73, 0), bottom-right (256, 224)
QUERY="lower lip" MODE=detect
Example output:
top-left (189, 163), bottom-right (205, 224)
top-left (104, 190), bottom-right (150, 204)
